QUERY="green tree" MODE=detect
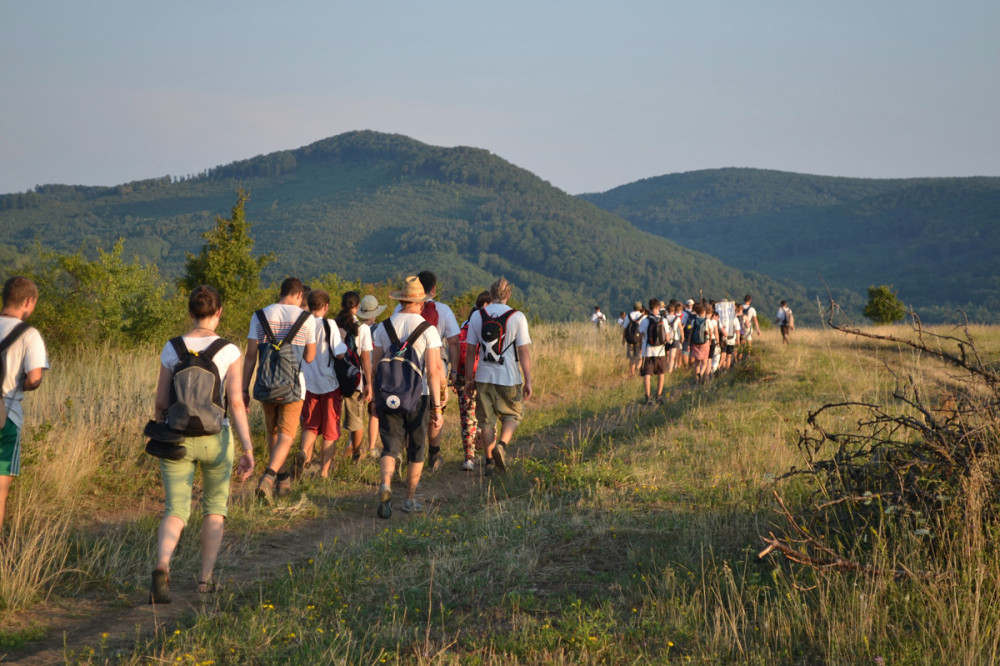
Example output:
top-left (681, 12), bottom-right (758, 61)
top-left (863, 284), bottom-right (907, 324)
top-left (179, 189), bottom-right (274, 302)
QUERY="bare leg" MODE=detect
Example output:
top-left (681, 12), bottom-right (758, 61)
top-left (199, 514), bottom-right (225, 584)
top-left (268, 432), bottom-right (295, 474)
top-left (405, 462), bottom-right (424, 501)
top-left (299, 429), bottom-right (318, 466)
top-left (318, 438), bottom-right (338, 476)
top-left (0, 475), bottom-right (12, 533)
top-left (156, 515), bottom-right (186, 572)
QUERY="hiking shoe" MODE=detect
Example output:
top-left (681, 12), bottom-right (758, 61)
top-left (276, 474), bottom-right (292, 497)
top-left (461, 458), bottom-right (475, 471)
top-left (427, 454), bottom-right (443, 473)
top-left (401, 499), bottom-right (423, 513)
top-left (484, 462), bottom-right (495, 477)
top-left (256, 472), bottom-right (276, 504)
top-left (149, 569), bottom-right (171, 605)
top-left (644, 396), bottom-right (653, 406)
top-left (377, 484), bottom-right (392, 519)
top-left (492, 443), bottom-right (507, 472)
top-left (656, 396), bottom-right (665, 405)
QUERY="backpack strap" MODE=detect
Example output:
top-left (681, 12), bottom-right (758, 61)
top-left (255, 309), bottom-right (277, 345)
top-left (168, 336), bottom-right (189, 362)
top-left (201, 337), bottom-right (231, 360)
top-left (403, 321), bottom-right (432, 350)
top-left (383, 318), bottom-right (401, 348)
top-left (279, 311), bottom-right (311, 349)
top-left (0, 322), bottom-right (31, 357)
top-left (493, 309), bottom-right (520, 361)
top-left (322, 319), bottom-right (336, 367)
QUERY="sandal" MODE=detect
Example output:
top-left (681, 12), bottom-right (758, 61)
top-left (197, 579), bottom-right (219, 595)
top-left (149, 568), bottom-right (172, 604)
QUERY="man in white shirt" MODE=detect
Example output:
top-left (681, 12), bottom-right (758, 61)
top-left (297, 289), bottom-right (347, 481)
top-left (742, 294), bottom-right (762, 349)
top-left (591, 306), bottom-right (607, 329)
top-left (622, 301), bottom-right (646, 378)
top-left (373, 276), bottom-right (444, 517)
top-left (0, 277), bottom-right (49, 532)
top-left (638, 298), bottom-right (667, 404)
top-left (463, 277), bottom-right (532, 475)
top-left (242, 278), bottom-right (317, 503)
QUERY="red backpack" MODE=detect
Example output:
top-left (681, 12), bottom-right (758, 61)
top-left (458, 320), bottom-right (478, 378)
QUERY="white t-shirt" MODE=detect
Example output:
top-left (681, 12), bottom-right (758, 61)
top-left (591, 312), bottom-right (606, 327)
top-left (665, 314), bottom-right (682, 344)
top-left (160, 335), bottom-right (241, 426)
top-left (247, 303), bottom-right (317, 398)
top-left (466, 303), bottom-right (531, 386)
top-left (372, 312), bottom-right (443, 396)
top-left (707, 318), bottom-right (720, 343)
top-left (303, 316), bottom-right (348, 395)
top-left (743, 304), bottom-right (758, 332)
top-left (0, 316), bottom-right (49, 429)
top-left (638, 315), bottom-right (667, 358)
top-left (392, 300), bottom-right (460, 339)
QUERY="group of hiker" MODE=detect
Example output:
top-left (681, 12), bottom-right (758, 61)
top-left (0, 272), bottom-right (532, 605)
top-left (616, 294), bottom-right (787, 402)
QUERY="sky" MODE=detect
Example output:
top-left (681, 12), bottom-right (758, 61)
top-left (1, 1), bottom-right (998, 195)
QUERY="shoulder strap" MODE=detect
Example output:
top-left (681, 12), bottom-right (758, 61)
top-left (202, 338), bottom-right (231, 361)
top-left (255, 309), bottom-right (277, 345)
top-left (168, 337), bottom-right (188, 362)
top-left (0, 322), bottom-right (31, 356)
top-left (495, 309), bottom-right (520, 360)
top-left (281, 310), bottom-right (311, 347)
top-left (383, 318), bottom-right (401, 348)
top-left (403, 321), bottom-right (432, 349)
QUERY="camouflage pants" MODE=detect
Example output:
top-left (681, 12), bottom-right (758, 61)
top-left (459, 391), bottom-right (478, 460)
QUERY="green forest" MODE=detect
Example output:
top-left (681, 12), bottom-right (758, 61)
top-left (0, 132), bottom-right (808, 323)
top-left (581, 169), bottom-right (1000, 322)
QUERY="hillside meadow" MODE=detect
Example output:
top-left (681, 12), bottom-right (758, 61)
top-left (2, 323), bottom-right (1000, 663)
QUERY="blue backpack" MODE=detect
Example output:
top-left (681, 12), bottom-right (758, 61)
top-left (374, 319), bottom-right (432, 415)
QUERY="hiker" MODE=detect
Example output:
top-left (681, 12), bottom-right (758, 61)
top-left (242, 277), bottom-right (316, 503)
top-left (616, 311), bottom-right (627, 328)
top-left (295, 289), bottom-right (347, 479)
top-left (665, 302), bottom-right (684, 373)
top-left (721, 306), bottom-right (741, 370)
top-left (0, 277), bottom-right (48, 535)
top-left (455, 291), bottom-right (491, 471)
top-left (680, 299), bottom-right (695, 367)
top-left (393, 271), bottom-right (459, 471)
top-left (638, 298), bottom-right (668, 404)
top-left (463, 277), bottom-right (532, 476)
top-left (358, 295), bottom-right (387, 458)
top-left (591, 306), bottom-right (607, 329)
top-left (742, 295), bottom-right (761, 349)
top-left (708, 306), bottom-right (722, 376)
top-left (332, 291), bottom-right (375, 469)
top-left (735, 303), bottom-right (749, 362)
top-left (622, 301), bottom-right (646, 378)
top-left (373, 276), bottom-right (444, 517)
top-left (775, 300), bottom-right (795, 344)
top-left (688, 303), bottom-right (714, 383)
top-left (149, 285), bottom-right (255, 603)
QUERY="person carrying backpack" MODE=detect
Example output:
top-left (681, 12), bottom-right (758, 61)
top-left (372, 276), bottom-right (444, 518)
top-left (241, 277), bottom-right (316, 503)
top-left (294, 289), bottom-right (347, 481)
top-left (0, 277), bottom-right (48, 535)
top-left (455, 291), bottom-right (491, 471)
top-left (463, 277), bottom-right (532, 476)
top-left (638, 298), bottom-right (668, 404)
top-left (332, 291), bottom-right (376, 470)
top-left (148, 285), bottom-right (255, 603)
top-left (775, 300), bottom-right (795, 345)
top-left (689, 303), bottom-right (713, 383)
top-left (622, 301), bottom-right (645, 378)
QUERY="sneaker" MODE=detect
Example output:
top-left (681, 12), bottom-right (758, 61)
top-left (461, 458), bottom-right (475, 471)
top-left (256, 472), bottom-right (276, 504)
top-left (376, 484), bottom-right (392, 519)
top-left (276, 474), bottom-right (292, 497)
top-left (484, 461), bottom-right (495, 477)
top-left (428, 454), bottom-right (443, 473)
top-left (492, 443), bottom-right (507, 472)
top-left (401, 499), bottom-right (423, 513)
top-left (644, 396), bottom-right (653, 406)
top-left (656, 395), bottom-right (665, 405)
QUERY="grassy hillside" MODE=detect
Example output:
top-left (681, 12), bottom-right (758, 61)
top-left (0, 133), bottom-right (810, 322)
top-left (582, 168), bottom-right (1000, 322)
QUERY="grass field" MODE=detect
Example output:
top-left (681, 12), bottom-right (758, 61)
top-left (2, 322), bottom-right (1000, 664)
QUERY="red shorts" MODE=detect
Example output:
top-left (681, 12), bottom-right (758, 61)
top-left (301, 389), bottom-right (343, 441)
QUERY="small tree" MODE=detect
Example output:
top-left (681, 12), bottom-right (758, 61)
top-left (863, 284), bottom-right (906, 324)
top-left (179, 189), bottom-right (273, 302)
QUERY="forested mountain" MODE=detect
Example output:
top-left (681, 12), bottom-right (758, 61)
top-left (581, 169), bottom-right (1000, 322)
top-left (0, 132), bottom-right (809, 321)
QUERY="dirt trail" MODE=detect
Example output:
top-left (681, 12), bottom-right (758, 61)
top-left (4, 391), bottom-right (640, 664)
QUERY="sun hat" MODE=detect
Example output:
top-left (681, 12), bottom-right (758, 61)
top-left (686, 298), bottom-right (695, 305)
top-left (358, 294), bottom-right (387, 320)
top-left (389, 276), bottom-right (430, 303)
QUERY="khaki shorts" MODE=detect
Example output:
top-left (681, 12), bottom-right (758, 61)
top-left (261, 401), bottom-right (304, 439)
top-left (475, 382), bottom-right (523, 431)
top-left (626, 342), bottom-right (642, 360)
top-left (342, 392), bottom-right (366, 433)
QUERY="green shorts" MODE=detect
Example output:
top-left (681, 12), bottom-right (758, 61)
top-left (0, 418), bottom-right (22, 477)
top-left (474, 382), bottom-right (524, 431)
top-left (342, 392), bottom-right (366, 433)
top-left (159, 426), bottom-right (235, 525)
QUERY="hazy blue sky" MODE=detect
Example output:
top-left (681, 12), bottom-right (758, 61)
top-left (2, 1), bottom-right (998, 195)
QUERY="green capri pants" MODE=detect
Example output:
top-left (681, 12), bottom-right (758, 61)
top-left (159, 426), bottom-right (235, 525)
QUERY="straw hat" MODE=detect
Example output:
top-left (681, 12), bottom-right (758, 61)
top-left (389, 276), bottom-right (430, 303)
top-left (357, 294), bottom-right (387, 319)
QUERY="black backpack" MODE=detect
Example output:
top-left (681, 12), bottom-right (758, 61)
top-left (480, 309), bottom-right (518, 365)
top-left (326, 319), bottom-right (362, 399)
top-left (374, 319), bottom-right (431, 415)
top-left (0, 322), bottom-right (31, 423)
top-left (166, 337), bottom-right (230, 436)
top-left (645, 315), bottom-right (666, 347)
top-left (624, 314), bottom-right (643, 345)
top-left (252, 309), bottom-right (311, 404)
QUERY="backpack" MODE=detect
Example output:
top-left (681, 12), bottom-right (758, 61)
top-left (479, 308), bottom-right (519, 365)
top-left (623, 314), bottom-right (643, 345)
top-left (374, 318), bottom-right (432, 414)
top-left (783, 307), bottom-right (795, 329)
top-left (421, 300), bottom-right (439, 327)
top-left (0, 322), bottom-right (31, 424)
top-left (691, 316), bottom-right (708, 345)
top-left (326, 319), bottom-right (362, 399)
top-left (646, 315), bottom-right (666, 347)
top-left (166, 337), bottom-right (230, 436)
top-left (738, 313), bottom-right (750, 336)
top-left (252, 309), bottom-right (311, 404)
top-left (664, 315), bottom-right (677, 344)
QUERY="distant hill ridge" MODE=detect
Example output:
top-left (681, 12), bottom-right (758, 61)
top-left (582, 168), bottom-right (1000, 322)
top-left (0, 132), bottom-right (809, 322)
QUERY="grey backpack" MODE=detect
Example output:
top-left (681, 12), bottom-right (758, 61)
top-left (252, 309), bottom-right (311, 404)
top-left (166, 337), bottom-right (230, 436)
